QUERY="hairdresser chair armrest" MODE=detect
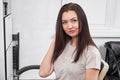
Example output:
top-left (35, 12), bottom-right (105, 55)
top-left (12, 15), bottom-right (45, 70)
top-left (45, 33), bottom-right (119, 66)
top-left (99, 59), bottom-right (109, 80)
top-left (16, 65), bottom-right (40, 75)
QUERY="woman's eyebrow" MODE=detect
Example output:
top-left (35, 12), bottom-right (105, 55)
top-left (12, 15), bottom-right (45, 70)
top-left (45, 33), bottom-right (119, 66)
top-left (62, 17), bottom-right (77, 21)
top-left (71, 17), bottom-right (77, 20)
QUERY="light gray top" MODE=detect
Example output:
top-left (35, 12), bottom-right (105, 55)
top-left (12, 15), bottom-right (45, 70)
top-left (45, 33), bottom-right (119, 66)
top-left (54, 41), bottom-right (101, 80)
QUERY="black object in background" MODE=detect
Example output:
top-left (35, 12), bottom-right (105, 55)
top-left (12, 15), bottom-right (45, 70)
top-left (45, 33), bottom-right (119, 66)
top-left (104, 41), bottom-right (120, 80)
top-left (12, 33), bottom-right (20, 80)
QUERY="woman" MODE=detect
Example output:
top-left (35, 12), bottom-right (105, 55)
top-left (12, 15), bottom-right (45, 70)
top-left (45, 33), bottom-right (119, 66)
top-left (39, 2), bottom-right (101, 80)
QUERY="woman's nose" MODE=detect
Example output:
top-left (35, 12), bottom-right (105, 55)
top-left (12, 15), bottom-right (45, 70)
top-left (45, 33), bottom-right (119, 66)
top-left (67, 22), bottom-right (73, 28)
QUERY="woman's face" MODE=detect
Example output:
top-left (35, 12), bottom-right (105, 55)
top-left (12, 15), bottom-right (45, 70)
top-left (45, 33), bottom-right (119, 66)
top-left (62, 10), bottom-right (79, 38)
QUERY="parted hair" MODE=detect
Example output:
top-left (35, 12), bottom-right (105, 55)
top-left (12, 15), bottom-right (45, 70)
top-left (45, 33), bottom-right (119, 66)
top-left (52, 2), bottom-right (96, 63)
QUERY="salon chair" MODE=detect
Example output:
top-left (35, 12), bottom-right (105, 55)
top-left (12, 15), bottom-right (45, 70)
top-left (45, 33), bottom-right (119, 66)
top-left (104, 41), bottom-right (120, 80)
top-left (13, 59), bottom-right (109, 80)
top-left (13, 65), bottom-right (40, 80)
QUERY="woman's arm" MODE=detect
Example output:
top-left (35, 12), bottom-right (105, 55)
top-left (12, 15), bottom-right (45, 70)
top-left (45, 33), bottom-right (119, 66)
top-left (85, 68), bottom-right (99, 80)
top-left (39, 39), bottom-right (55, 78)
top-left (85, 46), bottom-right (101, 80)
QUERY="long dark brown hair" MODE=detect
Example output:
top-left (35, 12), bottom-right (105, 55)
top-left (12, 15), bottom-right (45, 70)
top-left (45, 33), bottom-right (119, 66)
top-left (52, 3), bottom-right (96, 63)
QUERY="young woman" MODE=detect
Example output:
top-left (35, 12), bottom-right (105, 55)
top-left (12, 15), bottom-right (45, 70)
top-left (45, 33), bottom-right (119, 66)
top-left (39, 2), bottom-right (101, 80)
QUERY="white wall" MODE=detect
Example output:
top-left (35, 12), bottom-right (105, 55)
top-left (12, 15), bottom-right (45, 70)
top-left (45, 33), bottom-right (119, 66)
top-left (5, 15), bottom-right (13, 80)
top-left (0, 0), bottom-right (5, 80)
top-left (11, 0), bottom-right (120, 79)
top-left (0, 0), bottom-right (13, 80)
top-left (11, 0), bottom-right (61, 79)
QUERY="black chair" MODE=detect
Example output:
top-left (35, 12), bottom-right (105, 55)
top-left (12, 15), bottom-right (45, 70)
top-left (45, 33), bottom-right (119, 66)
top-left (104, 41), bottom-right (120, 80)
top-left (13, 65), bottom-right (40, 80)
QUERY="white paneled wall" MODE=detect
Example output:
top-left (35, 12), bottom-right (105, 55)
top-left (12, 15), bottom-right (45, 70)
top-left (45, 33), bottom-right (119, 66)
top-left (11, 0), bottom-right (120, 79)
top-left (62, 0), bottom-right (107, 25)
top-left (0, 0), bottom-right (13, 80)
top-left (62, 0), bottom-right (120, 37)
top-left (5, 15), bottom-right (13, 80)
top-left (0, 0), bottom-right (5, 80)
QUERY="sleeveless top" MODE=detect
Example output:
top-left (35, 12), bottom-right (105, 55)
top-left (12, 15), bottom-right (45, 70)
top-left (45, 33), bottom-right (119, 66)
top-left (53, 41), bottom-right (101, 80)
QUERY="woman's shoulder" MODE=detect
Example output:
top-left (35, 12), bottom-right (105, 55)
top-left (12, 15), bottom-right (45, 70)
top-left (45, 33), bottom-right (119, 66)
top-left (84, 45), bottom-right (101, 69)
top-left (85, 45), bottom-right (101, 56)
top-left (87, 45), bottom-right (99, 52)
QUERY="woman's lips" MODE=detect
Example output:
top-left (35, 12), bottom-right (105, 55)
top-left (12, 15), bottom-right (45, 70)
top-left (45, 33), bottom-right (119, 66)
top-left (68, 30), bottom-right (75, 34)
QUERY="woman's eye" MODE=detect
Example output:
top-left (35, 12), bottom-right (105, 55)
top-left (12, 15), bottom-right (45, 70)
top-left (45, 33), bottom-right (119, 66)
top-left (62, 21), bottom-right (67, 25)
top-left (72, 19), bottom-right (77, 23)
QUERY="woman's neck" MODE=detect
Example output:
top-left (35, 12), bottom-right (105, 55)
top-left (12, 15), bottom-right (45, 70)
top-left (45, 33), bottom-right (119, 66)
top-left (71, 37), bottom-right (78, 47)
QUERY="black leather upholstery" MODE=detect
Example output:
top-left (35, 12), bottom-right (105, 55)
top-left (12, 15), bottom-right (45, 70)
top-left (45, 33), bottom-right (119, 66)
top-left (105, 41), bottom-right (120, 58)
top-left (104, 41), bottom-right (120, 79)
